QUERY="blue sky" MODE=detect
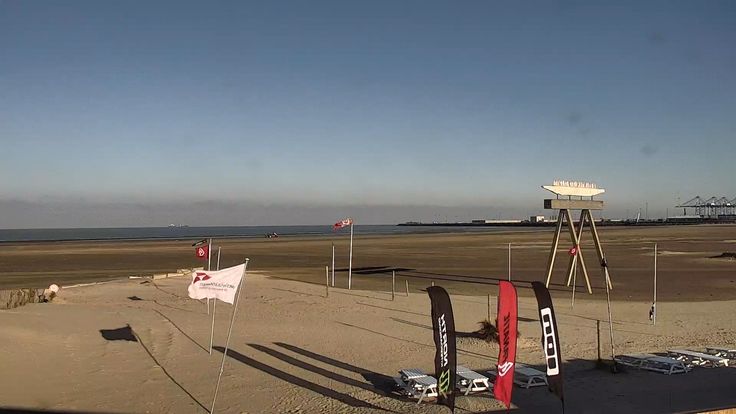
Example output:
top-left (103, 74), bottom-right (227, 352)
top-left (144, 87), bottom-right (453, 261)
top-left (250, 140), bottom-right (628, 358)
top-left (1, 1), bottom-right (734, 227)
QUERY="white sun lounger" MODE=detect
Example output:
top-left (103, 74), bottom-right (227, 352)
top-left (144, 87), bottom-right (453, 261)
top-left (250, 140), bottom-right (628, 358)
top-left (456, 365), bottom-right (492, 395)
top-left (614, 353), bottom-right (690, 375)
top-left (513, 364), bottom-right (548, 388)
top-left (395, 369), bottom-right (438, 404)
top-left (705, 346), bottom-right (736, 360)
top-left (487, 364), bottom-right (548, 388)
top-left (667, 349), bottom-right (729, 367)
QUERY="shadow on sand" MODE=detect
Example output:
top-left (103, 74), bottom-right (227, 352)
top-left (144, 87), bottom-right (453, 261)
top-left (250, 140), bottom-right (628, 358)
top-left (99, 325), bottom-right (208, 412)
top-left (213, 346), bottom-right (393, 412)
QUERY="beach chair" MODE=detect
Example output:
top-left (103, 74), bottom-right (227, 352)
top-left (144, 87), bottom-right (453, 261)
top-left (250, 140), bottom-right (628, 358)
top-left (513, 364), bottom-right (548, 388)
top-left (396, 369), bottom-right (438, 404)
top-left (394, 368), bottom-right (424, 397)
top-left (456, 365), bottom-right (492, 395)
top-left (667, 349), bottom-right (729, 368)
top-left (487, 364), bottom-right (548, 388)
top-left (614, 353), bottom-right (690, 375)
top-left (705, 346), bottom-right (736, 360)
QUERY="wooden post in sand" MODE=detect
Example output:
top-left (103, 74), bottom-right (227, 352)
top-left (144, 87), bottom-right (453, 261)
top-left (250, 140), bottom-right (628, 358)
top-left (331, 243), bottom-right (335, 287)
top-left (596, 319), bottom-right (601, 361)
top-left (391, 271), bottom-right (395, 301)
top-left (325, 266), bottom-right (329, 298)
top-left (487, 294), bottom-right (491, 322)
top-left (405, 280), bottom-right (409, 296)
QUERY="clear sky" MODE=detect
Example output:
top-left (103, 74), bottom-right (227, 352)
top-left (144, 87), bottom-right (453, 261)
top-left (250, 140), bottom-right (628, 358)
top-left (1, 1), bottom-right (734, 227)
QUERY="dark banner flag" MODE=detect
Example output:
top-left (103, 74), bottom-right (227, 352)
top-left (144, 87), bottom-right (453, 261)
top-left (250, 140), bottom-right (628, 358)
top-left (493, 281), bottom-right (518, 409)
top-left (427, 286), bottom-right (457, 412)
top-left (531, 281), bottom-right (564, 406)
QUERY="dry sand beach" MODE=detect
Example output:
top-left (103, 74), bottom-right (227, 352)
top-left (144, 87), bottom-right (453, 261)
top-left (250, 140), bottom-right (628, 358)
top-left (1, 225), bottom-right (736, 413)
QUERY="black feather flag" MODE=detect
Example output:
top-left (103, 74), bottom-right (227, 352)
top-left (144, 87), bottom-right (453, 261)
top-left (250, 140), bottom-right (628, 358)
top-left (427, 286), bottom-right (457, 412)
top-left (531, 281), bottom-right (564, 406)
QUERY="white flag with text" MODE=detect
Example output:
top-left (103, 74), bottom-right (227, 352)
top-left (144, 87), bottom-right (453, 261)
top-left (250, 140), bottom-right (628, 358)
top-left (187, 263), bottom-right (245, 304)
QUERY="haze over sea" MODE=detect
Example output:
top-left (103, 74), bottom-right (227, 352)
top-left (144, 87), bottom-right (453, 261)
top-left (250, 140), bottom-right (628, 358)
top-left (0, 225), bottom-right (528, 243)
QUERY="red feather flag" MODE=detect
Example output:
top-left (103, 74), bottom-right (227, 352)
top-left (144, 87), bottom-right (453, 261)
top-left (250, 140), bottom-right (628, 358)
top-left (333, 217), bottom-right (353, 231)
top-left (195, 245), bottom-right (209, 260)
top-left (493, 281), bottom-right (518, 409)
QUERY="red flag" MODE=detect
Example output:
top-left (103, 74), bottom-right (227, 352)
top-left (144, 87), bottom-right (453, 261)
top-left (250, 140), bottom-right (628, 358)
top-left (333, 217), bottom-right (353, 230)
top-left (568, 246), bottom-right (578, 256)
top-left (494, 281), bottom-right (518, 409)
top-left (195, 245), bottom-right (209, 260)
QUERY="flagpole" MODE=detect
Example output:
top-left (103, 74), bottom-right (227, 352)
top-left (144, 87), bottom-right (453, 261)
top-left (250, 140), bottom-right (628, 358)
top-left (207, 239), bottom-right (212, 315)
top-left (348, 222), bottom-right (353, 290)
top-left (208, 239), bottom-right (212, 271)
top-left (603, 258), bottom-right (616, 370)
top-left (211, 258), bottom-right (249, 414)
top-left (331, 243), bottom-right (335, 287)
top-left (508, 243), bottom-right (512, 281)
top-left (653, 243), bottom-right (657, 325)
top-left (209, 297), bottom-right (216, 355)
top-left (209, 247), bottom-right (221, 355)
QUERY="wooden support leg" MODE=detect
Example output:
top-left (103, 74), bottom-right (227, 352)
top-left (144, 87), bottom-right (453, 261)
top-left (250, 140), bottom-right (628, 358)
top-left (544, 212), bottom-right (564, 288)
top-left (564, 209), bottom-right (592, 294)
top-left (566, 210), bottom-right (586, 286)
top-left (587, 209), bottom-right (613, 289)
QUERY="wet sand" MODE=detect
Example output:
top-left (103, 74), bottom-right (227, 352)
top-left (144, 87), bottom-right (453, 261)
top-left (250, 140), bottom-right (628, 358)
top-left (2, 224), bottom-right (735, 301)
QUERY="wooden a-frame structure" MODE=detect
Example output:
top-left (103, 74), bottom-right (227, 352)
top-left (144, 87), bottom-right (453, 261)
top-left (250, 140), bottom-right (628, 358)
top-left (543, 199), bottom-right (612, 294)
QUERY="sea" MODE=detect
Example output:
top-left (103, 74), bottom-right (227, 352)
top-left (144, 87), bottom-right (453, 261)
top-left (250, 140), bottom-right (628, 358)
top-left (0, 225), bottom-right (524, 243)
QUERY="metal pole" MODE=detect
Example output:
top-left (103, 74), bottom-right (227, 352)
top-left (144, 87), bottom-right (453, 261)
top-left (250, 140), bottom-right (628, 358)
top-left (508, 243), bottom-right (512, 281)
top-left (392, 271), bottom-right (395, 301)
top-left (604, 271), bottom-right (616, 368)
top-left (331, 243), bottom-right (335, 287)
top-left (325, 266), bottom-right (329, 298)
top-left (211, 259), bottom-right (249, 414)
top-left (216, 247), bottom-right (221, 270)
top-left (209, 297), bottom-right (216, 354)
top-left (348, 223), bottom-right (353, 290)
top-left (405, 280), bottom-right (409, 296)
top-left (653, 243), bottom-right (657, 325)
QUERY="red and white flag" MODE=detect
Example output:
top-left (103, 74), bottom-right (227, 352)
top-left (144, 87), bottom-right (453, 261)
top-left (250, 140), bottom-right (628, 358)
top-left (333, 217), bottom-right (353, 230)
top-left (187, 263), bottom-right (245, 304)
top-left (195, 244), bottom-right (209, 260)
top-left (493, 280), bottom-right (518, 409)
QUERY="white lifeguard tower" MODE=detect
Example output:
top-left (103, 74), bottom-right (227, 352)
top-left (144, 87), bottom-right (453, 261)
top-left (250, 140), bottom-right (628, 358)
top-left (542, 180), bottom-right (612, 294)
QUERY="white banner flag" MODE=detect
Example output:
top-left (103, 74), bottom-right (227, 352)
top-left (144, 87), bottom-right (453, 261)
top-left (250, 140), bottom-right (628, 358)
top-left (187, 263), bottom-right (245, 304)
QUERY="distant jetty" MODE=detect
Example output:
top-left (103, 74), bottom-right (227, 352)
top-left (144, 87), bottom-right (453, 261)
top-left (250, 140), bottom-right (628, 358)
top-left (399, 216), bottom-right (736, 227)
